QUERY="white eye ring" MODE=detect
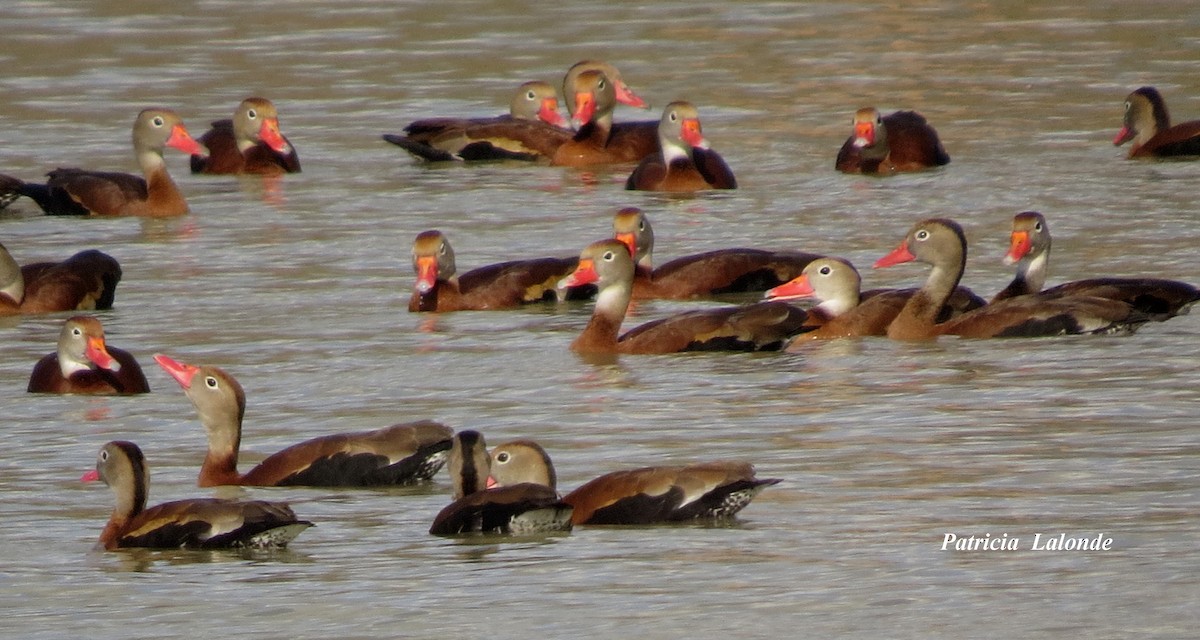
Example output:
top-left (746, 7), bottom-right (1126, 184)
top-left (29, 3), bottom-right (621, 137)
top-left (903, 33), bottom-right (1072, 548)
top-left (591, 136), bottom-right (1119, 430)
top-left (602, 250), bottom-right (615, 261)
top-left (496, 452), bottom-right (510, 463)
top-left (438, 243), bottom-right (447, 256)
top-left (152, 116), bottom-right (165, 127)
top-left (915, 230), bottom-right (930, 241)
top-left (100, 450), bottom-right (109, 461)
top-left (1034, 222), bottom-right (1043, 232)
top-left (72, 327), bottom-right (83, 336)
top-left (247, 108), bottom-right (258, 120)
top-left (205, 376), bottom-right (218, 389)
top-left (819, 265), bottom-right (832, 276)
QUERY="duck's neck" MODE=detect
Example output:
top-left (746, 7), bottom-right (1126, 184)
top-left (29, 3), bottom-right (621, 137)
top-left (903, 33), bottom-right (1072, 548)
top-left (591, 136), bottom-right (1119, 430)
top-left (995, 250), bottom-right (1049, 301)
top-left (818, 291), bottom-right (861, 318)
top-left (1019, 250), bottom-right (1049, 293)
top-left (57, 349), bottom-right (95, 377)
top-left (572, 282), bottom-right (631, 352)
top-left (861, 125), bottom-right (891, 161)
top-left (889, 253), bottom-right (964, 341)
top-left (0, 250), bottom-right (24, 304)
top-left (198, 413), bottom-right (243, 487)
top-left (660, 137), bottom-right (693, 166)
top-left (142, 152), bottom-right (188, 214)
top-left (410, 278), bottom-right (463, 312)
top-left (577, 110), bottom-right (614, 146)
top-left (101, 462), bottom-right (148, 550)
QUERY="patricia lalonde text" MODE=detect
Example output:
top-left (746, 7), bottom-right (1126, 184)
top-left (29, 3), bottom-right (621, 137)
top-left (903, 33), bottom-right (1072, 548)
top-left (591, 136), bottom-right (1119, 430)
top-left (940, 533), bottom-right (1114, 551)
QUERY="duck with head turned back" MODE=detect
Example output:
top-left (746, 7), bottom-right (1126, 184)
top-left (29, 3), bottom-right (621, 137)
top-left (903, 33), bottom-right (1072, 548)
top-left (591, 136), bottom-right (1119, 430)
top-left (154, 354), bottom-right (454, 488)
top-left (384, 81), bottom-right (569, 162)
top-left (82, 440), bottom-right (313, 551)
top-left (191, 97), bottom-right (300, 174)
top-left (488, 439), bottom-right (780, 526)
top-left (28, 316), bottom-right (149, 395)
top-left (562, 60), bottom-right (649, 115)
top-left (993, 211), bottom-right (1199, 318)
top-left (835, 107), bottom-right (949, 175)
top-left (612, 208), bottom-right (818, 299)
top-left (561, 60), bottom-right (657, 159)
top-left (562, 239), bottom-right (808, 354)
top-left (0, 243), bottom-right (122, 315)
top-left (429, 430), bottom-right (573, 536)
top-left (0, 108), bottom-right (203, 216)
top-left (625, 101), bottom-right (736, 192)
top-left (408, 229), bottom-right (593, 312)
top-left (1113, 86), bottom-right (1200, 158)
top-left (551, 69), bottom-right (658, 166)
top-left (765, 257), bottom-right (987, 345)
top-left (874, 218), bottom-right (1149, 340)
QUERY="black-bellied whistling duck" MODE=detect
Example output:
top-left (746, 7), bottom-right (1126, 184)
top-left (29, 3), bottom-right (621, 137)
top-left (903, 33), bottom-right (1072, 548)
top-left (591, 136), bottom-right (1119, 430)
top-left (191, 97), bottom-right (301, 175)
top-left (992, 211), bottom-right (1199, 318)
top-left (429, 430), bottom-right (573, 536)
top-left (1113, 86), bottom-right (1200, 158)
top-left (551, 69), bottom-right (659, 166)
top-left (408, 229), bottom-right (592, 312)
top-left (562, 239), bottom-right (808, 354)
top-left (487, 440), bottom-right (780, 525)
top-left (0, 243), bottom-right (122, 314)
top-left (835, 107), bottom-right (950, 175)
top-left (874, 218), bottom-right (1148, 340)
top-left (561, 60), bottom-right (657, 159)
top-left (0, 109), bottom-right (203, 216)
top-left (28, 316), bottom-right (149, 395)
top-left (612, 207), bottom-right (819, 299)
top-left (82, 440), bottom-right (312, 551)
top-left (768, 257), bottom-right (908, 343)
top-left (383, 81), bottom-right (569, 162)
top-left (765, 257), bottom-right (988, 345)
top-left (562, 60), bottom-right (650, 116)
top-left (154, 354), bottom-right (454, 487)
top-left (625, 101), bottom-right (736, 191)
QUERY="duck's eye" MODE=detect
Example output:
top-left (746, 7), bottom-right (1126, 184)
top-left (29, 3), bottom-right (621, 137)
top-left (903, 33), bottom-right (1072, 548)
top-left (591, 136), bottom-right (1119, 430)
top-left (597, 79), bottom-right (606, 90)
top-left (638, 220), bottom-right (645, 231)
top-left (99, 450), bottom-right (108, 461)
top-left (875, 115), bottom-right (883, 125)
top-left (915, 230), bottom-right (930, 241)
top-left (247, 108), bottom-right (258, 120)
top-left (72, 327), bottom-right (82, 336)
top-left (438, 243), bottom-right (447, 256)
top-left (496, 452), bottom-right (510, 464)
top-left (152, 116), bottom-right (165, 127)
top-left (1034, 222), bottom-right (1043, 231)
top-left (602, 250), bottom-right (615, 261)
top-left (819, 265), bottom-right (832, 276)
top-left (526, 90), bottom-right (537, 100)
top-left (670, 111), bottom-right (678, 123)
top-left (205, 376), bottom-right (219, 389)
top-left (1124, 101), bottom-right (1131, 113)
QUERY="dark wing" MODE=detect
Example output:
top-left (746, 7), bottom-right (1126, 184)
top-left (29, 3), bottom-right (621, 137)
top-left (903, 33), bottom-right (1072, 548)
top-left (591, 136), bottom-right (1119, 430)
top-left (692, 147), bottom-right (737, 189)
top-left (45, 168), bottom-right (149, 216)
